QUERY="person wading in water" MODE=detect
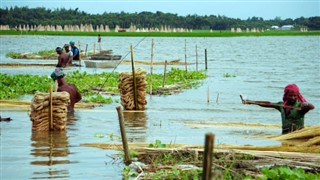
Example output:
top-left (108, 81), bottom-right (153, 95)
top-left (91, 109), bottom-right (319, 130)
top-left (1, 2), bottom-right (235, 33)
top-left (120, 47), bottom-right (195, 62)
top-left (50, 68), bottom-right (82, 112)
top-left (242, 84), bottom-right (315, 134)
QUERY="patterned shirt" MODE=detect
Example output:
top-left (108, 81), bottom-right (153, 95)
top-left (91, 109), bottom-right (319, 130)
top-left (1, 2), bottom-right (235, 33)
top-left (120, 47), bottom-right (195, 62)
top-left (275, 101), bottom-right (304, 134)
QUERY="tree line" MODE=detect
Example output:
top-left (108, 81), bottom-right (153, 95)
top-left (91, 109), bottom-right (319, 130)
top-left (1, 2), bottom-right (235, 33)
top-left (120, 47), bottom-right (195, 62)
top-left (1, 6), bottom-right (319, 30)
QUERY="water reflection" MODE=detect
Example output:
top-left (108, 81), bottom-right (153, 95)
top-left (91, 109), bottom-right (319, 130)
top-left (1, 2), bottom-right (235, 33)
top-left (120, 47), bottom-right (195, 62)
top-left (123, 111), bottom-right (147, 142)
top-left (30, 131), bottom-right (70, 179)
top-left (66, 111), bottom-right (78, 127)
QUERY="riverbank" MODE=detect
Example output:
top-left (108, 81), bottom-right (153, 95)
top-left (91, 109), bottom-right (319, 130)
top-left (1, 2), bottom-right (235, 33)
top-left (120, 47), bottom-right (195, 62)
top-left (1, 30), bottom-right (320, 37)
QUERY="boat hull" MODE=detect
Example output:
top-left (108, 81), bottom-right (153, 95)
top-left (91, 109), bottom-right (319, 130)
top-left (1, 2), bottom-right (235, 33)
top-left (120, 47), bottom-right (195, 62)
top-left (84, 60), bottom-right (119, 68)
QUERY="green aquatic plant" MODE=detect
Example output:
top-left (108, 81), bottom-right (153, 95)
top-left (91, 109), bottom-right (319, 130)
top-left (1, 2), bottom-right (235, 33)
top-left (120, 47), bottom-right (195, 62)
top-left (148, 140), bottom-right (167, 148)
top-left (83, 94), bottom-right (113, 104)
top-left (257, 166), bottom-right (320, 180)
top-left (0, 68), bottom-right (207, 102)
top-left (223, 72), bottom-right (236, 78)
top-left (129, 150), bottom-right (138, 159)
top-left (6, 49), bottom-right (57, 59)
top-left (94, 133), bottom-right (120, 140)
top-left (5, 52), bottom-right (21, 58)
top-left (0, 73), bottom-right (52, 99)
top-left (144, 167), bottom-right (201, 180)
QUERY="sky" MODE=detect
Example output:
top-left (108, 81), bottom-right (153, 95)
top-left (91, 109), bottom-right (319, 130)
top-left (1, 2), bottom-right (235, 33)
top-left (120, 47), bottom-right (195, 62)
top-left (1, 0), bottom-right (319, 20)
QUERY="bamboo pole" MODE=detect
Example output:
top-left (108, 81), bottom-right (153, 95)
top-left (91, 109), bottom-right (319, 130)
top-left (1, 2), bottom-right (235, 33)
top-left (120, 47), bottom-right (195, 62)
top-left (116, 106), bottom-right (131, 164)
top-left (216, 92), bottom-right (220, 103)
top-left (85, 44), bottom-right (88, 57)
top-left (162, 60), bottom-right (167, 88)
top-left (93, 42), bottom-right (96, 55)
top-left (130, 45), bottom-right (138, 110)
top-left (78, 40), bottom-right (81, 67)
top-left (205, 49), bottom-right (208, 70)
top-left (185, 39), bottom-right (188, 72)
top-left (150, 39), bottom-right (154, 95)
top-left (207, 86), bottom-right (210, 103)
top-left (49, 85), bottom-right (53, 131)
top-left (196, 45), bottom-right (198, 71)
top-left (202, 133), bottom-right (215, 180)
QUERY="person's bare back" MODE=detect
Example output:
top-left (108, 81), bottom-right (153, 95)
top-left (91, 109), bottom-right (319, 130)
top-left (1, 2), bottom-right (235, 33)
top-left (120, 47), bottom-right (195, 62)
top-left (55, 47), bottom-right (70, 68)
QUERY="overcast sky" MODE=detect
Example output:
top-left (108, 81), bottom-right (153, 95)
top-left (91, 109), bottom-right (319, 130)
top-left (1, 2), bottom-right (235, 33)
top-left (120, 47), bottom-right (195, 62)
top-left (1, 0), bottom-right (319, 20)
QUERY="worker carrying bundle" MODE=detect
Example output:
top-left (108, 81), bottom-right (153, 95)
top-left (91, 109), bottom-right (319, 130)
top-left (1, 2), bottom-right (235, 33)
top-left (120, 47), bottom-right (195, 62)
top-left (29, 91), bottom-right (69, 131)
top-left (118, 68), bottom-right (147, 110)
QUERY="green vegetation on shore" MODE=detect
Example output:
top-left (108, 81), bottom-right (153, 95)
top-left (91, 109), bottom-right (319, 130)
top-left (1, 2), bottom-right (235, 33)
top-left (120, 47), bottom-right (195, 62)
top-left (1, 30), bottom-right (319, 37)
top-left (0, 68), bottom-right (207, 103)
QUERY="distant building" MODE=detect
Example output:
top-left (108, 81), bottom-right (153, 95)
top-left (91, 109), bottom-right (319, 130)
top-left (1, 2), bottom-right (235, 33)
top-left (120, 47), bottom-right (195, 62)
top-left (271, 25), bottom-right (279, 29)
top-left (280, 25), bottom-right (294, 30)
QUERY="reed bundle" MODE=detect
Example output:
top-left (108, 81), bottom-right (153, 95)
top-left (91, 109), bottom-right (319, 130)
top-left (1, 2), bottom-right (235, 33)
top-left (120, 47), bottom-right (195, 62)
top-left (273, 126), bottom-right (320, 146)
top-left (29, 91), bottom-right (69, 131)
top-left (118, 68), bottom-right (147, 110)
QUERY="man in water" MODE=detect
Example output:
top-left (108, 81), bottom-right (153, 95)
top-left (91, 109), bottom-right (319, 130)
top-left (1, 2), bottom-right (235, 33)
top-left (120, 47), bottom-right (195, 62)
top-left (69, 41), bottom-right (80, 60)
top-left (63, 44), bottom-right (73, 64)
top-left (242, 84), bottom-right (315, 134)
top-left (50, 68), bottom-right (82, 112)
top-left (55, 47), bottom-right (70, 68)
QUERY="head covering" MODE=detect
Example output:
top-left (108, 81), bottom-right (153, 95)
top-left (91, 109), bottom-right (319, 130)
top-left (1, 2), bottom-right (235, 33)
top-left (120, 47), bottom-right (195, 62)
top-left (282, 84), bottom-right (306, 104)
top-left (69, 41), bottom-right (75, 45)
top-left (50, 68), bottom-right (65, 80)
top-left (55, 47), bottom-right (63, 52)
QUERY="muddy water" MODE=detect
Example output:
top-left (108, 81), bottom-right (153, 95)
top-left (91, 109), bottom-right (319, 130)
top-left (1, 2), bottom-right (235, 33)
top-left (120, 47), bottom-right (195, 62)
top-left (1, 35), bottom-right (319, 179)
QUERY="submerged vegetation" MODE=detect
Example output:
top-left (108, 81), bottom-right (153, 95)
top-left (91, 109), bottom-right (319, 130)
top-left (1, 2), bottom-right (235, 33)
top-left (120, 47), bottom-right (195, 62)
top-left (6, 50), bottom-right (57, 59)
top-left (5, 49), bottom-right (97, 60)
top-left (0, 68), bottom-right (207, 103)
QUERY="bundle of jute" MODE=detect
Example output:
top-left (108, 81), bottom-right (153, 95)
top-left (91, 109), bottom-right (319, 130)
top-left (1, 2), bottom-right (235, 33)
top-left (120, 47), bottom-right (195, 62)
top-left (30, 91), bottom-right (70, 131)
top-left (118, 68), bottom-right (147, 110)
top-left (273, 126), bottom-right (320, 146)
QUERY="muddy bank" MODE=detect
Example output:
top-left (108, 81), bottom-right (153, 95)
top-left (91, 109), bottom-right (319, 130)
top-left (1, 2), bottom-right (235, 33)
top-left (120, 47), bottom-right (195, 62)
top-left (81, 143), bottom-right (320, 178)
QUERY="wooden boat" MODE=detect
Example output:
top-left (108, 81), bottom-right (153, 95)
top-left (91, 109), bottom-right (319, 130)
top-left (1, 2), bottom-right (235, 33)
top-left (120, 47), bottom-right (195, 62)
top-left (84, 49), bottom-right (122, 68)
top-left (90, 54), bottom-right (122, 60)
top-left (84, 60), bottom-right (120, 68)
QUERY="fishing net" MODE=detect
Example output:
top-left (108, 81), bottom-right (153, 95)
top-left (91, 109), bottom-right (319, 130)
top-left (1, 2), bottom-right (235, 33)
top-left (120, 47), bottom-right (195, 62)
top-left (118, 68), bottom-right (147, 110)
top-left (29, 91), bottom-right (70, 131)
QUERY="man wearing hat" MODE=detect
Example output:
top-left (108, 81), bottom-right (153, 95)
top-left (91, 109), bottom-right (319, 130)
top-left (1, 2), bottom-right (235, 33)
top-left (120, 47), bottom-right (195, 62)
top-left (69, 41), bottom-right (80, 60)
top-left (55, 47), bottom-right (70, 68)
top-left (51, 68), bottom-right (82, 112)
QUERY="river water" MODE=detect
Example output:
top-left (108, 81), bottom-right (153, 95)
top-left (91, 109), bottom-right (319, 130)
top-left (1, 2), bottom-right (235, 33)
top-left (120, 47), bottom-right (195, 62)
top-left (1, 35), bottom-right (319, 179)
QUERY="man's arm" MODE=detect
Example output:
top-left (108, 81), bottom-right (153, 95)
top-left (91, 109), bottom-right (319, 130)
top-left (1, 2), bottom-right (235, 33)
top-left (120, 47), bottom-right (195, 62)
top-left (300, 102), bottom-right (315, 114)
top-left (244, 100), bottom-right (279, 108)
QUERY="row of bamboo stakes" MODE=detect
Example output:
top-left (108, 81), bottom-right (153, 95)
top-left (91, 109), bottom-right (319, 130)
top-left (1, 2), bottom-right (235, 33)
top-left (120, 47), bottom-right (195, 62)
top-left (121, 42), bottom-right (214, 178)
top-left (74, 38), bottom-right (209, 75)
top-left (149, 38), bottom-right (208, 95)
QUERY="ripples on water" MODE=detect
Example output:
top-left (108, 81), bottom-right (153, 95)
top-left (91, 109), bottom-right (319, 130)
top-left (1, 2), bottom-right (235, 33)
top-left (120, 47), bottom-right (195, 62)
top-left (1, 35), bottom-right (319, 179)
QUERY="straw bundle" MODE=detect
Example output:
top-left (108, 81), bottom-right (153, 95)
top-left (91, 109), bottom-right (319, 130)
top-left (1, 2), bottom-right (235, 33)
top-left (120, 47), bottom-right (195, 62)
top-left (29, 91), bottom-right (70, 131)
top-left (273, 126), bottom-right (320, 146)
top-left (118, 68), bottom-right (147, 110)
